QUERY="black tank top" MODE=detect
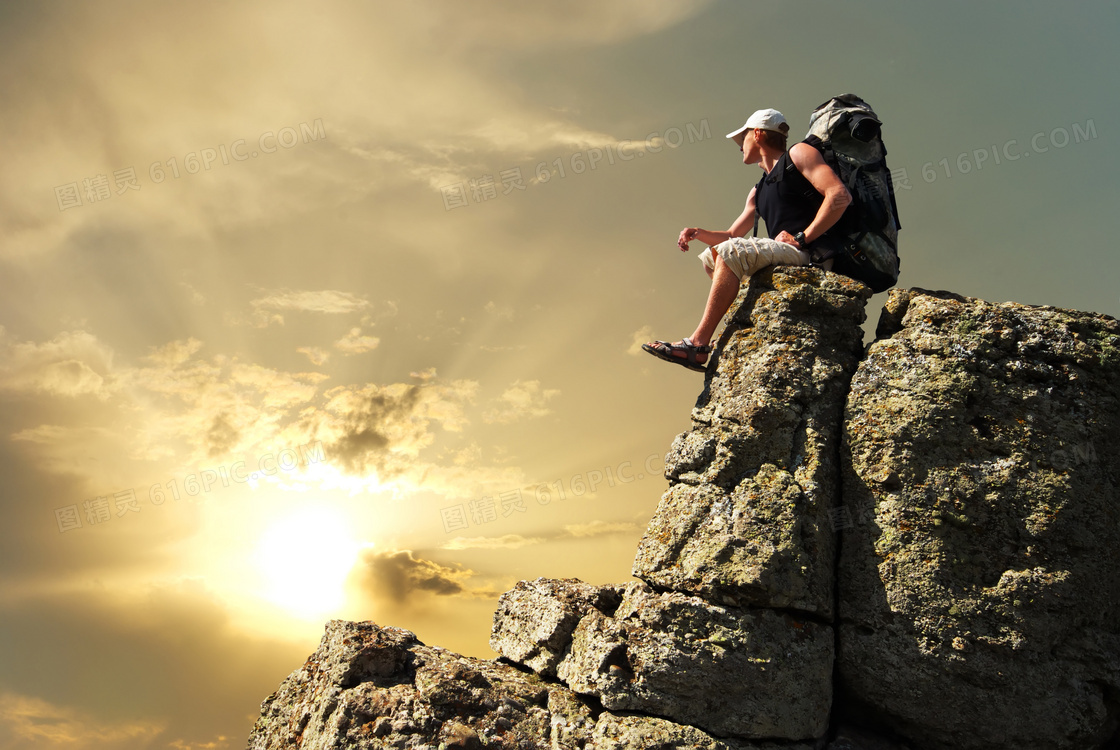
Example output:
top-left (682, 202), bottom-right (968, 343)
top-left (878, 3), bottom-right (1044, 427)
top-left (754, 145), bottom-right (843, 259)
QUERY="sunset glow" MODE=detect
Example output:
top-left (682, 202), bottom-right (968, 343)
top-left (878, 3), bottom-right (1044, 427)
top-left (253, 506), bottom-right (361, 619)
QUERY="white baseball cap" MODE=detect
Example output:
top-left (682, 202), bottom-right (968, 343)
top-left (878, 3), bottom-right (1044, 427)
top-left (725, 108), bottom-right (787, 140)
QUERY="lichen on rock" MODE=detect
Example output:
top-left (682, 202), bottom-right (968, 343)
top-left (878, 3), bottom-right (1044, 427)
top-left (838, 288), bottom-right (1120, 750)
top-left (633, 266), bottom-right (872, 618)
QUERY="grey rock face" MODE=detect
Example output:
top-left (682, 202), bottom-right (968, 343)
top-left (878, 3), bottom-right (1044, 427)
top-left (588, 713), bottom-right (820, 750)
top-left (633, 267), bottom-right (871, 618)
top-left (838, 289), bottom-right (1120, 750)
top-left (558, 582), bottom-right (833, 740)
top-left (492, 578), bottom-right (832, 741)
top-left (489, 577), bottom-right (623, 678)
top-left (246, 619), bottom-right (818, 749)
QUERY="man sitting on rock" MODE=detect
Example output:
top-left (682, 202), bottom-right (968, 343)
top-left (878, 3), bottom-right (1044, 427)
top-left (643, 108), bottom-right (852, 372)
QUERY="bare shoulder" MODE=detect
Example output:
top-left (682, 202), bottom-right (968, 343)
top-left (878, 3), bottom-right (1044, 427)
top-left (788, 141), bottom-right (825, 170)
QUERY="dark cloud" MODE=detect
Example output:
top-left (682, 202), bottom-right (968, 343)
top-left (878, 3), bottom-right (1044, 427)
top-left (205, 413), bottom-right (240, 458)
top-left (320, 379), bottom-right (476, 483)
top-left (332, 426), bottom-right (392, 469)
top-left (350, 549), bottom-right (471, 604)
top-left (326, 384), bottom-right (424, 477)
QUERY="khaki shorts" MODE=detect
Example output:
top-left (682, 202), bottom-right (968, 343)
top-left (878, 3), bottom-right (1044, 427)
top-left (698, 237), bottom-right (810, 281)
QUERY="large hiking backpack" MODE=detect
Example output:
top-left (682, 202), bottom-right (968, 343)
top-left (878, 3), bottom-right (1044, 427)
top-left (804, 94), bottom-right (901, 293)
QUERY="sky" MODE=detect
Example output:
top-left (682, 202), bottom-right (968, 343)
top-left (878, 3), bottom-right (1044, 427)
top-left (0, 1), bottom-right (1117, 748)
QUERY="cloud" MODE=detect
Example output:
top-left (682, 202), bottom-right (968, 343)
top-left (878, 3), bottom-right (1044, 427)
top-left (251, 289), bottom-right (370, 315)
top-left (484, 301), bottom-right (514, 320)
top-left (117, 350), bottom-right (330, 462)
top-left (229, 363), bottom-right (327, 408)
top-left (246, 290), bottom-right (371, 328)
top-left (3, 330), bottom-right (325, 483)
top-left (312, 379), bottom-right (479, 482)
top-left (0, 0), bottom-right (716, 262)
top-left (437, 522), bottom-right (637, 552)
top-left (178, 282), bottom-right (207, 307)
top-left (2, 326), bottom-right (523, 500)
top-left (451, 442), bottom-right (482, 466)
top-left (350, 548), bottom-right (473, 604)
top-left (131, 350), bottom-right (482, 483)
top-left (168, 738), bottom-right (232, 750)
top-left (627, 325), bottom-right (655, 355)
top-left (382, 1), bottom-right (715, 57)
top-left (562, 520), bottom-right (638, 538)
top-left (144, 339), bottom-right (204, 368)
top-left (1, 324), bottom-right (526, 503)
top-left (8, 424), bottom-right (119, 480)
top-left (440, 534), bottom-right (544, 551)
top-left (0, 328), bottom-right (115, 399)
top-left (333, 327), bottom-right (380, 354)
top-left (297, 346), bottom-right (330, 366)
top-left (482, 380), bottom-right (560, 424)
top-left (0, 692), bottom-right (165, 750)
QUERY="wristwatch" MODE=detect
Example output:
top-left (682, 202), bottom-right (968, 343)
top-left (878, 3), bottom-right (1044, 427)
top-left (793, 231), bottom-right (808, 249)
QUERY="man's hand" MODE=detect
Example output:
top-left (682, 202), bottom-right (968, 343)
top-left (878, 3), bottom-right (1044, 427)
top-left (775, 230), bottom-right (801, 248)
top-left (678, 227), bottom-right (698, 252)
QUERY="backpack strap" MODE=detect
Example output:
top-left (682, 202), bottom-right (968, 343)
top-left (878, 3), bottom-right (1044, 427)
top-left (750, 154), bottom-right (791, 239)
top-left (752, 175), bottom-right (764, 238)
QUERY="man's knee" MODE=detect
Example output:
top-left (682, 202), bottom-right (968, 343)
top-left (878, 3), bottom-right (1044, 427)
top-left (699, 247), bottom-right (716, 277)
top-left (712, 244), bottom-right (746, 282)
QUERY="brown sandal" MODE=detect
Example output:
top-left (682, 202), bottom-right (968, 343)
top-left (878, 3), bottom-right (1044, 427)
top-left (641, 337), bottom-right (711, 372)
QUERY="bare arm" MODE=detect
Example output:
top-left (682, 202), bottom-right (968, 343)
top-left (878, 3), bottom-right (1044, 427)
top-left (783, 142), bottom-right (852, 245)
top-left (678, 187), bottom-right (757, 251)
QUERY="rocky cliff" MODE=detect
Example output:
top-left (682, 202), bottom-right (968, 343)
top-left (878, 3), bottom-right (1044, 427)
top-left (246, 267), bottom-right (1120, 750)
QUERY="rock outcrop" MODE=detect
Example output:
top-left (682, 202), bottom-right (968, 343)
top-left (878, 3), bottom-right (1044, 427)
top-left (247, 619), bottom-right (820, 750)
top-left (633, 267), bottom-right (870, 618)
top-left (490, 578), bottom-right (624, 679)
top-left (837, 288), bottom-right (1120, 749)
top-left (496, 579), bottom-right (833, 740)
top-left (246, 268), bottom-right (1120, 750)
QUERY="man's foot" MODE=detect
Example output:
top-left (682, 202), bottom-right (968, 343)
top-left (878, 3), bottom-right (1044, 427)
top-left (641, 337), bottom-right (711, 372)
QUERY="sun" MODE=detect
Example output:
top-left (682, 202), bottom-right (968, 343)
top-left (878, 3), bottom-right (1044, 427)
top-left (252, 505), bottom-right (361, 620)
